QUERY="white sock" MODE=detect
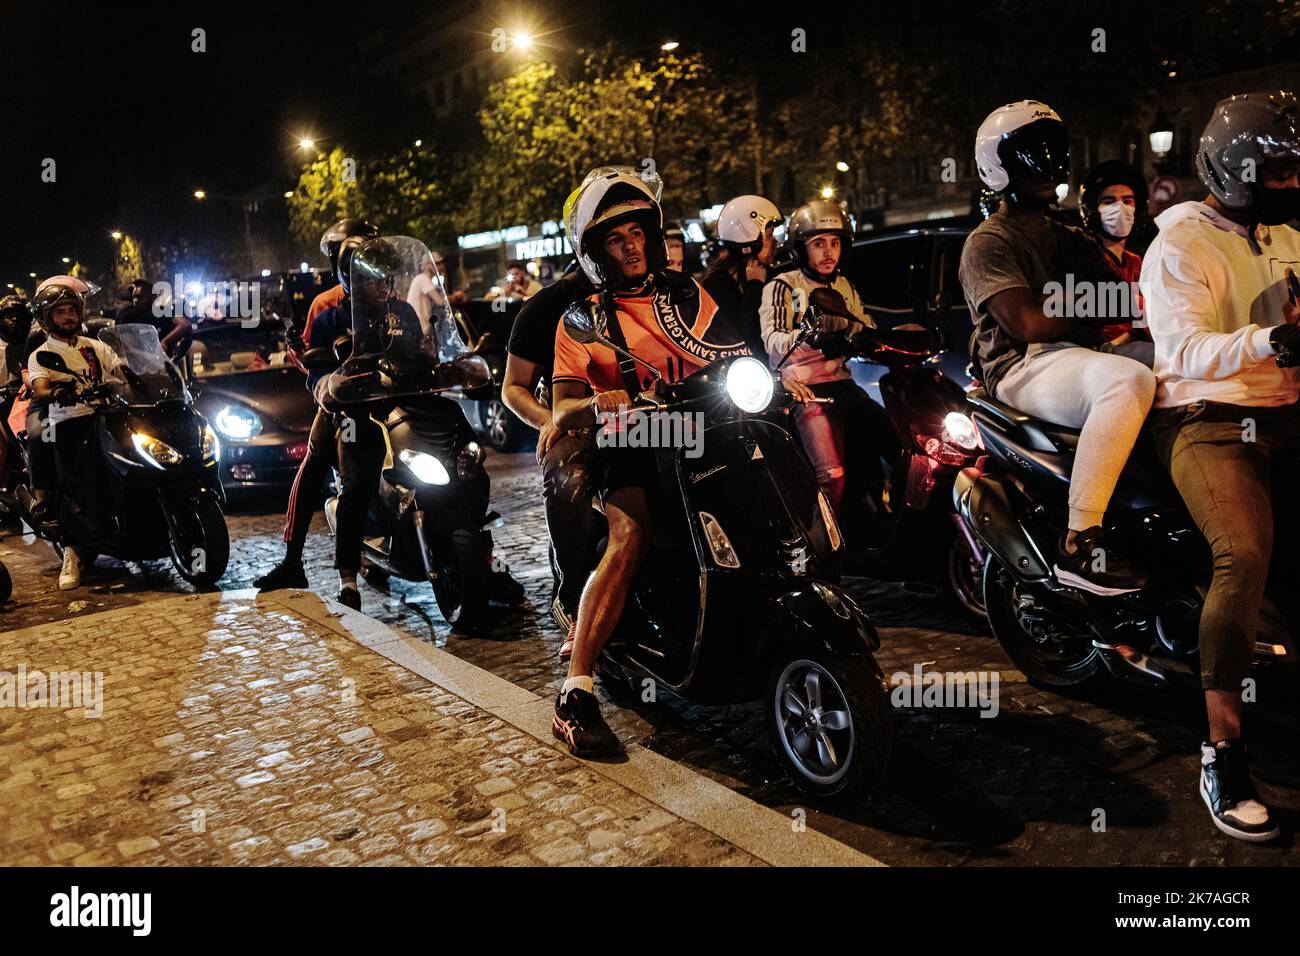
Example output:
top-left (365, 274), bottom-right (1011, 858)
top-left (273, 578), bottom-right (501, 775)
top-left (561, 676), bottom-right (594, 700)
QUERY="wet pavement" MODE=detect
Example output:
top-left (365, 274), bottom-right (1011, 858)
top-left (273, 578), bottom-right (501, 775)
top-left (2, 447), bottom-right (1298, 865)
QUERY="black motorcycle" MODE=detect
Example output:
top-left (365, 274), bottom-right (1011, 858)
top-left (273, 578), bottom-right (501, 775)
top-left (16, 324), bottom-right (229, 586)
top-left (313, 235), bottom-right (510, 628)
top-left (954, 387), bottom-right (1298, 689)
top-left (561, 301), bottom-right (893, 800)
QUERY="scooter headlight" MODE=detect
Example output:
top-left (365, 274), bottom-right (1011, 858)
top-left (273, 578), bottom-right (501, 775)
top-left (725, 357), bottom-right (774, 413)
top-left (214, 405), bottom-right (262, 440)
top-left (201, 424), bottom-right (221, 462)
top-left (132, 431), bottom-right (184, 469)
top-left (399, 448), bottom-right (450, 485)
top-left (941, 412), bottom-right (982, 451)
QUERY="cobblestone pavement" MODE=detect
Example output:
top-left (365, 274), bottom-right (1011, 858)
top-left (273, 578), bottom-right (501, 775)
top-left (0, 588), bottom-right (853, 866)
top-left (2, 447), bottom-right (1298, 865)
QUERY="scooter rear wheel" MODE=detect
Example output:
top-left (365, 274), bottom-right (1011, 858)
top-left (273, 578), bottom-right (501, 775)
top-left (765, 651), bottom-right (892, 801)
top-left (982, 555), bottom-right (1102, 687)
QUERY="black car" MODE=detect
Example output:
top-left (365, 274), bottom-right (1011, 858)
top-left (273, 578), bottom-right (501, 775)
top-left (451, 298), bottom-right (531, 452)
top-left (843, 217), bottom-right (978, 399)
top-left (188, 317), bottom-right (316, 500)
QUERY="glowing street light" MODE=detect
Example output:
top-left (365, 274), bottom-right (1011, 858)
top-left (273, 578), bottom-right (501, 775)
top-left (512, 31), bottom-right (533, 51)
top-left (110, 230), bottom-right (123, 240)
top-left (414, 138), bottom-right (422, 147)
top-left (835, 161), bottom-right (850, 172)
top-left (298, 137), bottom-right (315, 150)
top-left (283, 191), bottom-right (294, 199)
top-left (61, 256), bottom-right (71, 264)
top-left (194, 189), bottom-right (207, 200)
top-left (820, 186), bottom-right (835, 200)
top-left (29, 272), bottom-right (36, 278)
top-left (661, 40), bottom-right (679, 52)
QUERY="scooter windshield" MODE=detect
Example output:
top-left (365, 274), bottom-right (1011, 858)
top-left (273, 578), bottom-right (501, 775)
top-left (339, 235), bottom-right (491, 403)
top-left (98, 323), bottom-right (188, 403)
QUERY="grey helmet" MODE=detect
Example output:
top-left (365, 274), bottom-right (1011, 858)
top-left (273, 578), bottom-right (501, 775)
top-left (1197, 91), bottom-right (1300, 215)
top-left (787, 200), bottom-right (851, 278)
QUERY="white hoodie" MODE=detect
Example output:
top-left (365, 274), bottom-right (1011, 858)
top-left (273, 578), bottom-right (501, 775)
top-left (1141, 201), bottom-right (1300, 409)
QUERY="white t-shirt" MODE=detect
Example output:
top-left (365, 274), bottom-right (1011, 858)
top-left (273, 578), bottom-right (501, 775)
top-left (0, 342), bottom-right (12, 388)
top-left (1142, 201), bottom-right (1300, 409)
top-left (28, 335), bottom-right (124, 423)
top-left (406, 272), bottom-right (448, 334)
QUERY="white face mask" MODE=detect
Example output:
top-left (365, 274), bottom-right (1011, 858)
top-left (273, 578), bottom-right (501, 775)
top-left (1099, 201), bottom-right (1135, 239)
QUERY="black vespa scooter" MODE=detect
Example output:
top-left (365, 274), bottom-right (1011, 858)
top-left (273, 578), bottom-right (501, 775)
top-left (561, 302), bottom-right (892, 800)
top-left (953, 386), bottom-right (1299, 690)
top-left (15, 324), bottom-right (229, 586)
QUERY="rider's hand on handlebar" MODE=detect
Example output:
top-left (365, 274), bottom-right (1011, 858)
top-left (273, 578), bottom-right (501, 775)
top-left (783, 379), bottom-right (816, 404)
top-left (591, 390), bottom-right (633, 416)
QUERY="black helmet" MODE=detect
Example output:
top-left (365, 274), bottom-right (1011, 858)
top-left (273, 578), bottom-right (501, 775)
top-left (320, 218), bottom-right (380, 275)
top-left (663, 220), bottom-right (685, 242)
top-left (0, 294), bottom-right (32, 342)
top-left (1079, 161), bottom-right (1148, 235)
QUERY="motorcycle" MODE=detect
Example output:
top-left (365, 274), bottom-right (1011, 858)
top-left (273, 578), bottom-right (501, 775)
top-left (809, 289), bottom-right (987, 616)
top-left (560, 299), bottom-right (893, 800)
top-left (15, 324), bottom-right (229, 586)
top-left (953, 386), bottom-right (1298, 690)
top-left (309, 235), bottom-right (508, 628)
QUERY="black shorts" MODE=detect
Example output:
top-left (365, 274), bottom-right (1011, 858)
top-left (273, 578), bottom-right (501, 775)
top-left (598, 446), bottom-right (659, 506)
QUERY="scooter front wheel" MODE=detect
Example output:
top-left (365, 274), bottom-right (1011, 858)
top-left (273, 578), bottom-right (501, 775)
top-left (166, 496), bottom-right (230, 588)
top-left (982, 555), bottom-right (1101, 687)
top-left (765, 651), bottom-right (891, 801)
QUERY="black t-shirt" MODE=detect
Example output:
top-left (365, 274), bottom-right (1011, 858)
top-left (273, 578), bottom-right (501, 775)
top-left (700, 271), bottom-right (765, 358)
top-left (117, 300), bottom-right (169, 335)
top-left (507, 271), bottom-right (594, 380)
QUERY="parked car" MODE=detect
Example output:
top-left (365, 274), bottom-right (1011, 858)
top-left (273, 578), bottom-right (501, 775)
top-left (843, 217), bottom-right (978, 399)
top-left (451, 298), bottom-right (531, 452)
top-left (187, 317), bottom-right (316, 500)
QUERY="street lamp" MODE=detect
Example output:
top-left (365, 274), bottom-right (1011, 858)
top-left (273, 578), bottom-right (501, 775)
top-left (283, 191), bottom-right (294, 199)
top-left (512, 31), bottom-right (533, 51)
top-left (835, 161), bottom-right (850, 173)
top-left (194, 189), bottom-right (207, 200)
top-left (62, 257), bottom-right (71, 264)
top-left (820, 186), bottom-right (835, 200)
top-left (1149, 111), bottom-right (1174, 159)
top-left (660, 40), bottom-right (679, 52)
top-left (298, 136), bottom-right (315, 150)
top-left (110, 230), bottom-right (122, 240)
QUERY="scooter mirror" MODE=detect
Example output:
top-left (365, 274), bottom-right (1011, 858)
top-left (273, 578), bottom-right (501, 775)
top-left (562, 301), bottom-right (605, 344)
top-left (809, 286), bottom-right (853, 320)
top-left (35, 351), bottom-right (73, 375)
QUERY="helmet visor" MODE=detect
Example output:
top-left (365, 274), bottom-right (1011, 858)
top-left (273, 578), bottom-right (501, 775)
top-left (999, 118), bottom-right (1070, 186)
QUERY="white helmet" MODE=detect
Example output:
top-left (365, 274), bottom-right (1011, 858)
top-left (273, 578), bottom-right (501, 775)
top-left (716, 195), bottom-right (782, 253)
top-left (975, 100), bottom-right (1069, 193)
top-left (564, 169), bottom-right (666, 288)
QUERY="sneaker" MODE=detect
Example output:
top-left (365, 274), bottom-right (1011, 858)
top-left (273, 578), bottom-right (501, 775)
top-left (253, 558), bottom-right (308, 591)
top-left (1199, 739), bottom-right (1279, 843)
top-left (487, 559), bottom-right (527, 606)
top-left (558, 619), bottom-right (577, 662)
top-left (335, 585), bottom-right (361, 611)
top-left (1052, 526), bottom-right (1148, 596)
top-left (553, 687), bottom-right (622, 758)
top-left (58, 547), bottom-right (81, 590)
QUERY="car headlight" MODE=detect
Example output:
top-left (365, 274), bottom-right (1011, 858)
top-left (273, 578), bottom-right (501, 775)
top-left (941, 411), bottom-right (981, 451)
top-left (725, 357), bottom-right (774, 413)
top-left (201, 424), bottom-right (221, 462)
top-left (132, 432), bottom-right (184, 469)
top-left (214, 405), bottom-right (262, 440)
top-left (399, 448), bottom-right (450, 485)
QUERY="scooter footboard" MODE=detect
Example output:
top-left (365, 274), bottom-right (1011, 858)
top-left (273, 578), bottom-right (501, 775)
top-left (953, 468), bottom-right (1052, 581)
top-left (755, 581), bottom-right (882, 664)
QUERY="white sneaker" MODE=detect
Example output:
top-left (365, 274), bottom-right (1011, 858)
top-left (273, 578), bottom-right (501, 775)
top-left (59, 548), bottom-right (82, 590)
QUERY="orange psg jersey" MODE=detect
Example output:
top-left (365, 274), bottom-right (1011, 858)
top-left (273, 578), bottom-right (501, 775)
top-left (552, 281), bottom-right (733, 395)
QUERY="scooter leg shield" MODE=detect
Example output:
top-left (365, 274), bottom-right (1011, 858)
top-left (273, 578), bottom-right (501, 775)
top-left (954, 471), bottom-right (1051, 581)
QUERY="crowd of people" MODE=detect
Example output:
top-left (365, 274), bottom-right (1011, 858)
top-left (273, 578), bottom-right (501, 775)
top-left (1, 88), bottom-right (1297, 845)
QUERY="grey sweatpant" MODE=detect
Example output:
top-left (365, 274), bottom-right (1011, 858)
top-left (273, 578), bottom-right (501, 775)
top-left (992, 342), bottom-right (1156, 530)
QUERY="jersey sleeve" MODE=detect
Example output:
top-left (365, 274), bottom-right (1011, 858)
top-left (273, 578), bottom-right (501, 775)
top-left (550, 318), bottom-right (591, 390)
top-left (759, 278), bottom-right (800, 369)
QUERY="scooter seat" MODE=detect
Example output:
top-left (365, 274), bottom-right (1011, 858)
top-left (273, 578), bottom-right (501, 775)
top-left (968, 389), bottom-right (1080, 454)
